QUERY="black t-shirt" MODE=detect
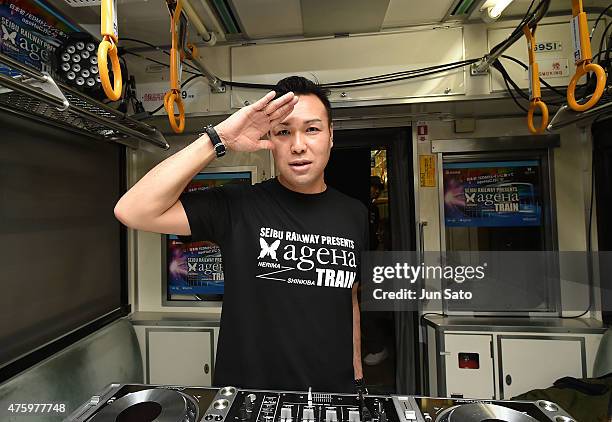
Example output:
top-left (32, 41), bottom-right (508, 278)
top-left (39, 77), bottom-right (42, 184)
top-left (178, 177), bottom-right (368, 393)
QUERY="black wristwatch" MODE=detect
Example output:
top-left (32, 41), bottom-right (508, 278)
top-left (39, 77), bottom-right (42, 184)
top-left (203, 124), bottom-right (226, 158)
top-left (355, 378), bottom-right (368, 395)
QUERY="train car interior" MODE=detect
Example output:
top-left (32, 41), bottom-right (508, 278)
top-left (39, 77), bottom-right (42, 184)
top-left (1, 0), bottom-right (612, 421)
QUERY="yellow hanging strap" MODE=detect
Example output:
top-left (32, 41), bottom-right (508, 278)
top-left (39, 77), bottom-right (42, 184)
top-left (523, 25), bottom-right (549, 134)
top-left (98, 0), bottom-right (122, 101)
top-left (164, 0), bottom-right (185, 134)
top-left (567, 0), bottom-right (607, 112)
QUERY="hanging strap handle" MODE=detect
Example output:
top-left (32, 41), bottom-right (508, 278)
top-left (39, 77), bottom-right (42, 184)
top-left (98, 0), bottom-right (122, 101)
top-left (567, 0), bottom-right (607, 112)
top-left (164, 0), bottom-right (186, 133)
top-left (523, 25), bottom-right (549, 134)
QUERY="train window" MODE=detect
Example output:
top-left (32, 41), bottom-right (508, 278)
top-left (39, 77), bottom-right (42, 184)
top-left (0, 112), bottom-right (128, 381)
top-left (441, 150), bottom-right (558, 314)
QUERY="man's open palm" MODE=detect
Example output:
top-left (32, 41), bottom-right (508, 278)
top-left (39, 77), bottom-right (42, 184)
top-left (216, 91), bottom-right (298, 152)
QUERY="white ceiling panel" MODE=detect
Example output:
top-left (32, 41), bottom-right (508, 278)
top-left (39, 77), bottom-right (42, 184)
top-left (301, 0), bottom-right (390, 36)
top-left (230, 0), bottom-right (303, 39)
top-left (382, 0), bottom-right (456, 28)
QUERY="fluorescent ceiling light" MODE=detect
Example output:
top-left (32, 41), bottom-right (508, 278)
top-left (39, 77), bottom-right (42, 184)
top-left (487, 0), bottom-right (515, 19)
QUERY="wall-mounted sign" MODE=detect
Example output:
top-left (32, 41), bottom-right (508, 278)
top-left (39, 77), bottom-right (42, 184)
top-left (443, 160), bottom-right (542, 227)
top-left (524, 58), bottom-right (570, 79)
top-left (419, 155), bottom-right (436, 187)
top-left (534, 41), bottom-right (563, 53)
top-left (416, 121), bottom-right (429, 143)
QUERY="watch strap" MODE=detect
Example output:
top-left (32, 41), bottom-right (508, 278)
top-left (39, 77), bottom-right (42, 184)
top-left (204, 124), bottom-right (226, 158)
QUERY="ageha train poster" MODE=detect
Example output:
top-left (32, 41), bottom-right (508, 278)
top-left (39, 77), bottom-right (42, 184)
top-left (443, 160), bottom-right (542, 227)
top-left (167, 171), bottom-right (252, 300)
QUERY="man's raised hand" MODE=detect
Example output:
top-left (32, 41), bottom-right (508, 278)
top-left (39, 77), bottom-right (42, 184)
top-left (214, 91), bottom-right (298, 152)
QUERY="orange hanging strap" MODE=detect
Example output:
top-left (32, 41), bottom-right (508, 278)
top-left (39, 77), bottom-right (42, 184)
top-left (164, 0), bottom-right (186, 133)
top-left (523, 25), bottom-right (549, 134)
top-left (567, 0), bottom-right (607, 112)
top-left (98, 0), bottom-right (122, 101)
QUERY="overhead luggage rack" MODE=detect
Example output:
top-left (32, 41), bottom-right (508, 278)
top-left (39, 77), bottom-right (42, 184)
top-left (0, 52), bottom-right (169, 150)
top-left (548, 87), bottom-right (612, 130)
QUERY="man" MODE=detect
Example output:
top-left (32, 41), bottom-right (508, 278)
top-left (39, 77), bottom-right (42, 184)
top-left (114, 76), bottom-right (368, 393)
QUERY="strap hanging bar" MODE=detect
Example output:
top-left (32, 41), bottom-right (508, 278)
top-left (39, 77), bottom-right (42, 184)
top-left (567, 0), bottom-right (607, 112)
top-left (523, 25), bottom-right (549, 134)
top-left (472, 0), bottom-right (550, 74)
top-left (98, 0), bottom-right (122, 101)
top-left (183, 43), bottom-right (225, 93)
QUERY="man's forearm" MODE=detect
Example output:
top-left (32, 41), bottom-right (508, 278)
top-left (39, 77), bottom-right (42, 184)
top-left (115, 133), bottom-right (216, 225)
top-left (352, 284), bottom-right (363, 379)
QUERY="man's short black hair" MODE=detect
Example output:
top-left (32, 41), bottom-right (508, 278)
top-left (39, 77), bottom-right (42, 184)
top-left (273, 76), bottom-right (332, 125)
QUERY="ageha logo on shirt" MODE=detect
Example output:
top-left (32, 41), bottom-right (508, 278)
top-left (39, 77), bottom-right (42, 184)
top-left (256, 227), bottom-right (358, 289)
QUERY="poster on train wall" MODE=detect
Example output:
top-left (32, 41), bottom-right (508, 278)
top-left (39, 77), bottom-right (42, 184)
top-left (443, 160), bottom-right (542, 227)
top-left (0, 0), bottom-right (81, 76)
top-left (167, 171), bottom-right (252, 300)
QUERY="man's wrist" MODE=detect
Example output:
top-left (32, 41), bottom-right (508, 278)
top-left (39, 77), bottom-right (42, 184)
top-left (204, 125), bottom-right (226, 158)
top-left (354, 378), bottom-right (368, 394)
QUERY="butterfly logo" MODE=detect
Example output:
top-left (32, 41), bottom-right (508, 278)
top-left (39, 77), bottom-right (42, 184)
top-left (465, 192), bottom-right (476, 203)
top-left (1, 24), bottom-right (17, 45)
top-left (258, 238), bottom-right (281, 261)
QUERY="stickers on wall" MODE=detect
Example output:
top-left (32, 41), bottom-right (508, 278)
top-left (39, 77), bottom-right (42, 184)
top-left (419, 155), bottom-right (436, 187)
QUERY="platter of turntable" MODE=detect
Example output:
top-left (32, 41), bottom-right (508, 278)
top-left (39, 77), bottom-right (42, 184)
top-left (64, 384), bottom-right (577, 422)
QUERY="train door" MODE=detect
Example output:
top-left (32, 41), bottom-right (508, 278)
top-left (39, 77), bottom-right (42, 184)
top-left (324, 127), bottom-right (417, 394)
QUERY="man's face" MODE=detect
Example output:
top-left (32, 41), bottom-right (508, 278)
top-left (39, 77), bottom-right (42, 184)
top-left (269, 94), bottom-right (333, 191)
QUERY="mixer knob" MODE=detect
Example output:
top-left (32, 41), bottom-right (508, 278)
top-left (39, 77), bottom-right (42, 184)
top-left (302, 407), bottom-right (315, 422)
top-left (348, 409), bottom-right (360, 422)
top-left (281, 406), bottom-right (293, 422)
top-left (245, 394), bottom-right (257, 412)
top-left (325, 408), bottom-right (338, 422)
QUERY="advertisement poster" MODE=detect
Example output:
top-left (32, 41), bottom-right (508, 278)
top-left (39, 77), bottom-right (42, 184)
top-left (0, 0), bottom-right (81, 76)
top-left (167, 171), bottom-right (252, 299)
top-left (443, 160), bottom-right (542, 227)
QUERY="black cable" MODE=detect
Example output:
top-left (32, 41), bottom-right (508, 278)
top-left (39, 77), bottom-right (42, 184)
top-left (592, 2), bottom-right (612, 40)
top-left (115, 38), bottom-right (476, 91)
top-left (500, 55), bottom-right (568, 99)
top-left (493, 60), bottom-right (530, 100)
top-left (121, 37), bottom-right (201, 73)
top-left (220, 59), bottom-right (480, 90)
top-left (322, 60), bottom-right (480, 89)
top-left (593, 49), bottom-right (612, 61)
top-left (121, 49), bottom-right (202, 76)
top-left (490, 0), bottom-right (546, 56)
top-left (561, 146), bottom-right (595, 319)
top-left (493, 62), bottom-right (530, 112)
top-left (147, 73), bottom-right (203, 115)
top-left (321, 59), bottom-right (478, 86)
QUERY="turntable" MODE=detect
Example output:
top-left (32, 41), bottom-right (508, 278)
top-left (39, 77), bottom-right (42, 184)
top-left (397, 396), bottom-right (577, 422)
top-left (64, 383), bottom-right (227, 422)
top-left (65, 384), bottom-right (577, 422)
